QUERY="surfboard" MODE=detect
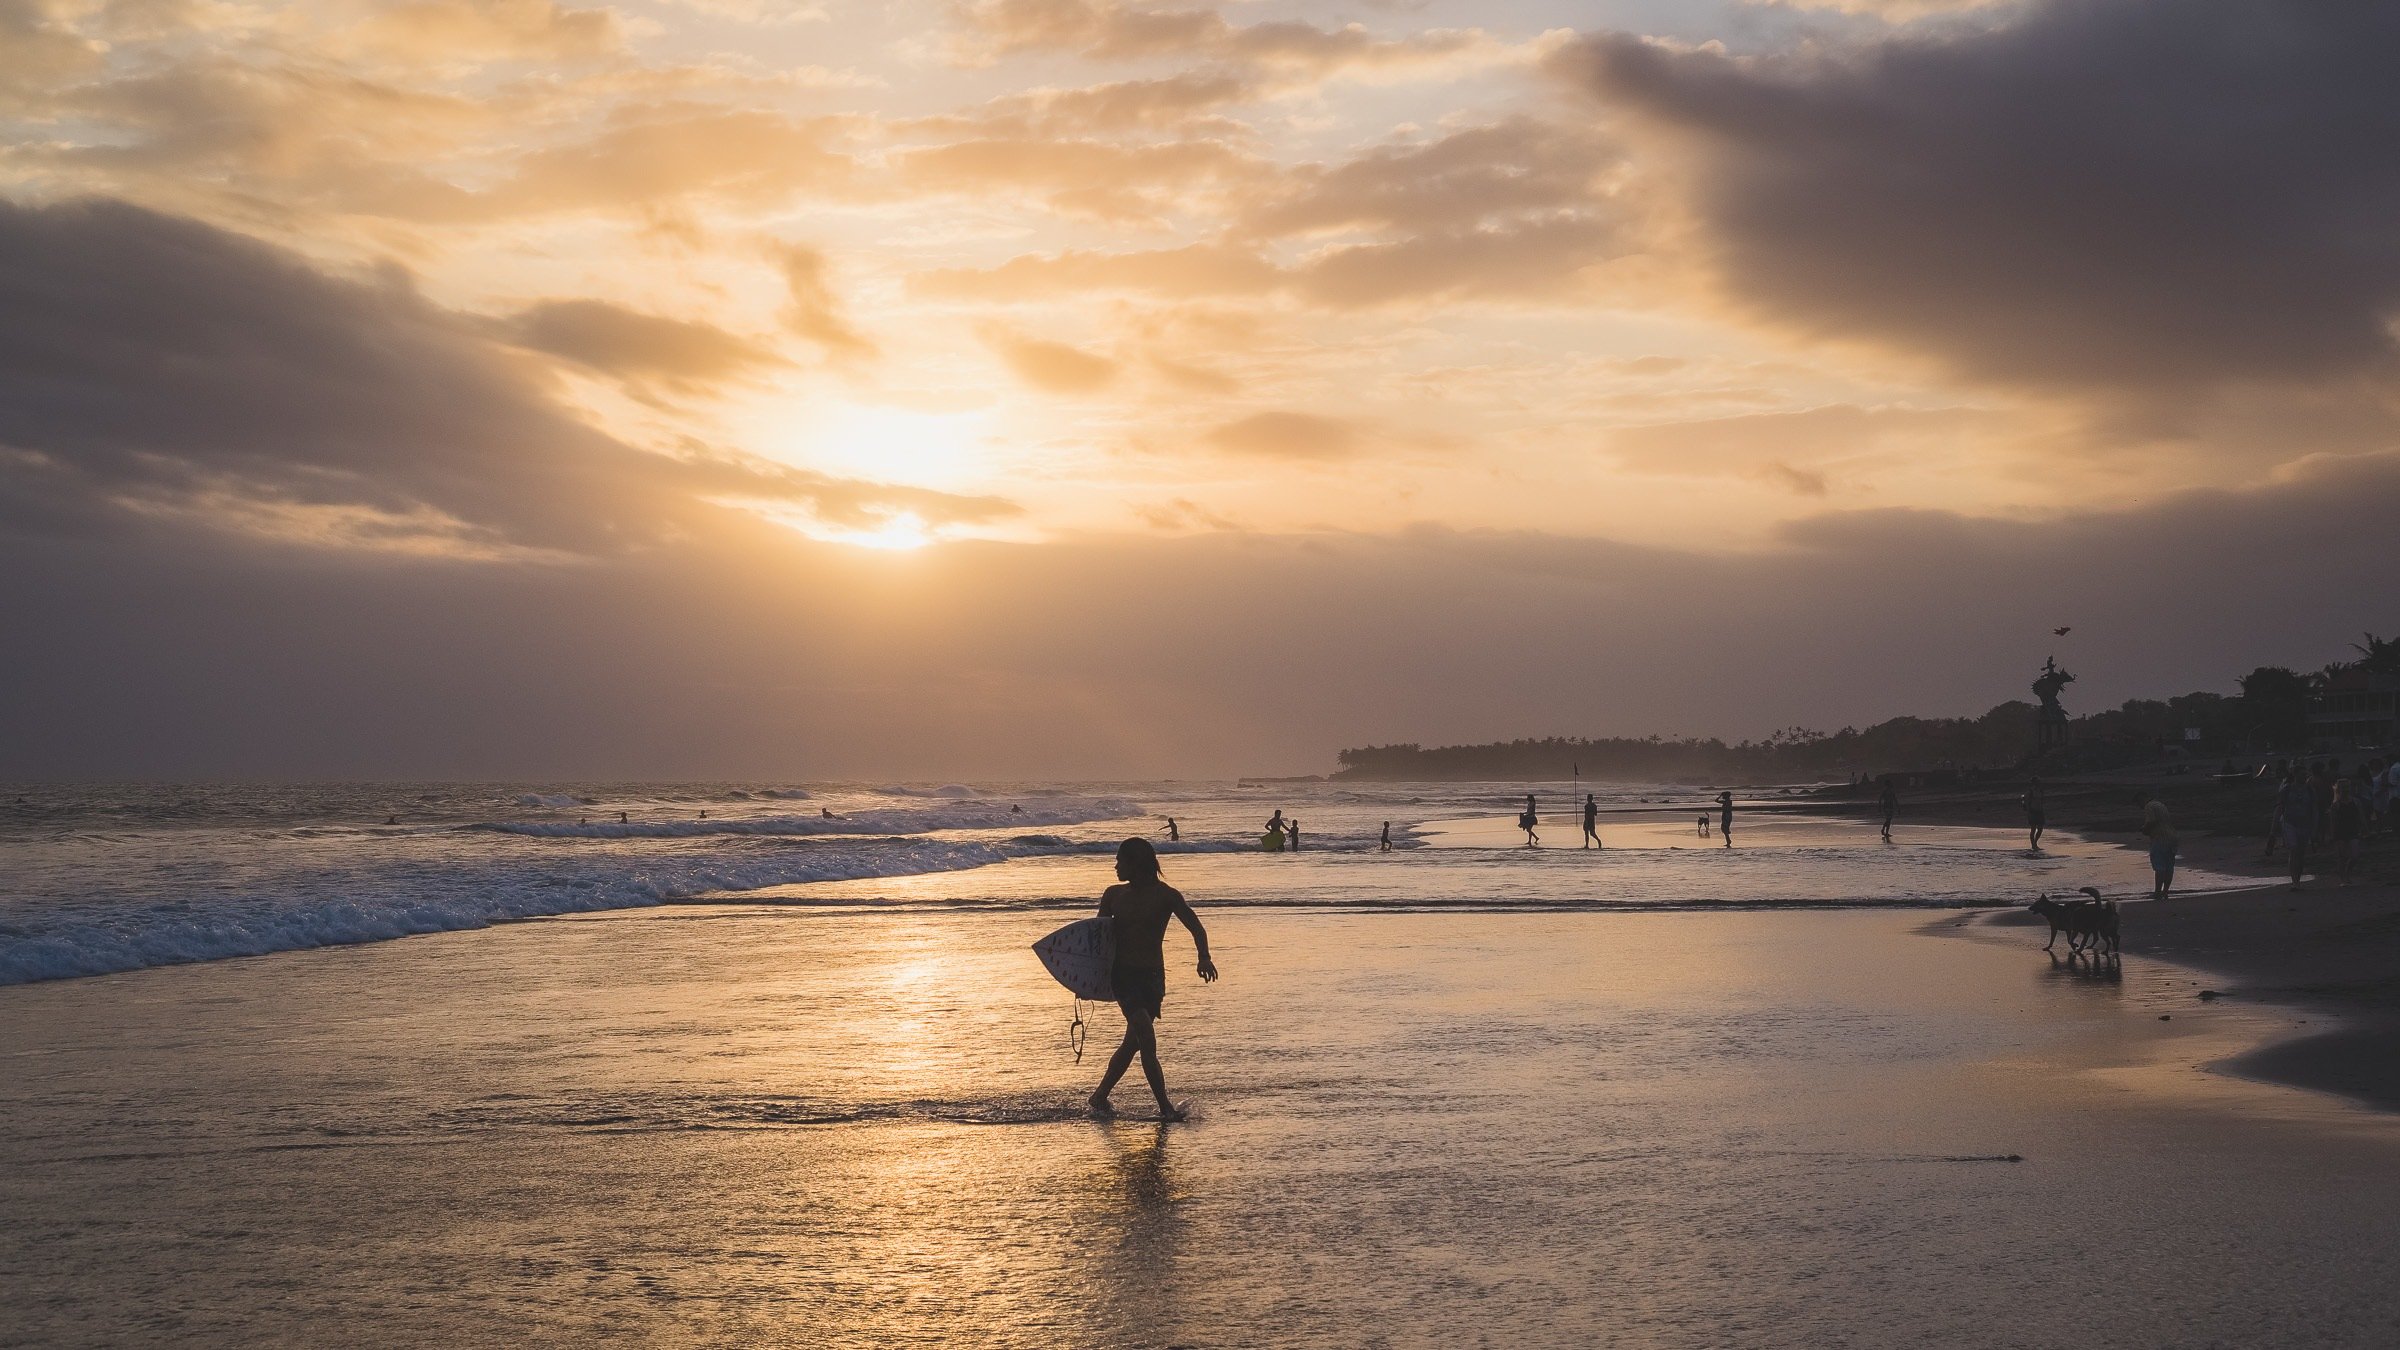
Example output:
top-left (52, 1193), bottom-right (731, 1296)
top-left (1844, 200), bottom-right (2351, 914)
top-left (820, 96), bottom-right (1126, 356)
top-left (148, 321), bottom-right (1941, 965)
top-left (1033, 916), bottom-right (1115, 1000)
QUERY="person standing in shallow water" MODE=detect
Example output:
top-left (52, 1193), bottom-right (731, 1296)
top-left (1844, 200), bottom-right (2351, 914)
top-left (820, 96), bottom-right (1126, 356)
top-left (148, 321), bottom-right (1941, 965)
top-left (1379, 821), bottom-right (1393, 852)
top-left (1716, 791), bottom-right (1734, 847)
top-left (1519, 794), bottom-right (1540, 848)
top-left (2023, 777), bottom-right (2046, 852)
top-left (1582, 793), bottom-right (1601, 849)
top-left (1878, 778), bottom-right (1898, 842)
top-left (1091, 838), bottom-right (1217, 1122)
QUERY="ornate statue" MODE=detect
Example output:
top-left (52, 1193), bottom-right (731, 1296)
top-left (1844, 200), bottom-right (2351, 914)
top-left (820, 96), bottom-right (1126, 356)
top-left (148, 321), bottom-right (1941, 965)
top-left (2032, 656), bottom-right (2075, 717)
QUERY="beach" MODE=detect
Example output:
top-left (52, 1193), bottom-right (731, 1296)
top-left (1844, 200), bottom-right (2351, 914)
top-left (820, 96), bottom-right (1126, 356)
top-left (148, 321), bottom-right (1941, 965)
top-left (5, 784), bottom-right (2400, 1345)
top-left (1815, 774), bottom-right (2400, 1111)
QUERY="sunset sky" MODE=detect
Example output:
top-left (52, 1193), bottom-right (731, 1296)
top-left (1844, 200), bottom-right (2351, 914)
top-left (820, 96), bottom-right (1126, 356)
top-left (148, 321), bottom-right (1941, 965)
top-left (3, 0), bottom-right (2395, 779)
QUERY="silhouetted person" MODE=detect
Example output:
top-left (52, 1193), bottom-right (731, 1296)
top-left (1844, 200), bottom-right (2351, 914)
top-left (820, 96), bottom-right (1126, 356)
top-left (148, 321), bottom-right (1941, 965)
top-left (1379, 821), bottom-right (1393, 852)
top-left (1716, 791), bottom-right (1733, 847)
top-left (2141, 797), bottom-right (2178, 900)
top-left (1697, 812), bottom-right (1710, 837)
top-left (1091, 837), bottom-right (1216, 1122)
top-left (699, 810), bottom-right (708, 820)
top-left (1287, 819), bottom-right (1300, 851)
top-left (385, 814), bottom-right (399, 826)
top-left (1878, 778), bottom-right (1898, 842)
top-left (1519, 794), bottom-right (1539, 847)
top-left (2331, 780), bottom-right (2364, 886)
top-left (1163, 816), bottom-right (1180, 843)
top-left (619, 811), bottom-right (628, 824)
top-left (1011, 804), bottom-right (1023, 814)
top-left (2276, 767), bottom-right (2316, 888)
top-left (822, 807), bottom-right (835, 818)
top-left (1265, 809), bottom-right (1285, 838)
top-left (1582, 793), bottom-right (1601, 849)
top-left (2023, 778), bottom-right (2046, 852)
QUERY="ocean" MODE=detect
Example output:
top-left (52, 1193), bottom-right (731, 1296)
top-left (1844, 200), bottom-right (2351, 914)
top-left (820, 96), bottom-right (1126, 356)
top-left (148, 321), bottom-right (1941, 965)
top-left (0, 779), bottom-right (2203, 987)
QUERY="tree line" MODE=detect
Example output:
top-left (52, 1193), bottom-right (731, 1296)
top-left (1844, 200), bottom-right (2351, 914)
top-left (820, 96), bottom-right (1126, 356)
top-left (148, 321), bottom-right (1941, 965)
top-left (1332, 634), bottom-right (2397, 782)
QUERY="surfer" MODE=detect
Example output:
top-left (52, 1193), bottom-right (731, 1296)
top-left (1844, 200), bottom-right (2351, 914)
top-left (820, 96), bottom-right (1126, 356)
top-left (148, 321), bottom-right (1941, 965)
top-left (1163, 816), bottom-right (1180, 842)
top-left (1716, 791), bottom-right (1733, 848)
top-left (1519, 794), bottom-right (1539, 848)
top-left (1091, 838), bottom-right (1217, 1123)
top-left (1581, 794), bottom-right (1600, 849)
top-left (618, 811), bottom-right (628, 824)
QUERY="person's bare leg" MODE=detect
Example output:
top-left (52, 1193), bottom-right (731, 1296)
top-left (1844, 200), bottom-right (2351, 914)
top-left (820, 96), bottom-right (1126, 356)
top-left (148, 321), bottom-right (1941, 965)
top-left (1091, 1022), bottom-right (1140, 1116)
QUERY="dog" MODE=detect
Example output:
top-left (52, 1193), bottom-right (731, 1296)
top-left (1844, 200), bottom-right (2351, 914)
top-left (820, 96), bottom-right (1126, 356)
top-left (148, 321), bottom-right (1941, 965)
top-left (2028, 886), bottom-right (2119, 956)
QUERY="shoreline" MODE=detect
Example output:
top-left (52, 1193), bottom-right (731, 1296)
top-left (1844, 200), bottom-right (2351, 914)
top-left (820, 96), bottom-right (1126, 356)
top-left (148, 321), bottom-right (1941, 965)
top-left (1837, 781), bottom-right (2400, 1112)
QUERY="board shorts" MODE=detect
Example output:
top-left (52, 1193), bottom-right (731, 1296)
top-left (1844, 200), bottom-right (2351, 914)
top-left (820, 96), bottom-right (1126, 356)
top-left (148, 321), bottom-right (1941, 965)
top-left (2149, 842), bottom-right (2178, 875)
top-left (1114, 966), bottom-right (1166, 1020)
top-left (2028, 811), bottom-right (2046, 829)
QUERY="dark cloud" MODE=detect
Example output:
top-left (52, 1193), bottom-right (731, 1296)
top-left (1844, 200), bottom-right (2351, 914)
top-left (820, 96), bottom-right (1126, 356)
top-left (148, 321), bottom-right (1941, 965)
top-left (6, 449), bottom-right (2395, 779)
top-left (1558, 2), bottom-right (2400, 398)
top-left (0, 197), bottom-right (1011, 554)
top-left (502, 299), bottom-right (786, 395)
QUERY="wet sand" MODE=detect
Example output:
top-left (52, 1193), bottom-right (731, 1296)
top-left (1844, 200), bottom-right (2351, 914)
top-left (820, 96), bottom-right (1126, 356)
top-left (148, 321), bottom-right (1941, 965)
top-left (6, 899), bottom-right (2400, 1346)
top-left (1821, 783), bottom-right (2400, 1112)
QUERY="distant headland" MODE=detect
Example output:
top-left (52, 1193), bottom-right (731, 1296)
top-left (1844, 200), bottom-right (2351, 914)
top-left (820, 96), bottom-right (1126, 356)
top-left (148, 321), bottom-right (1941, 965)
top-left (1328, 636), bottom-right (2397, 782)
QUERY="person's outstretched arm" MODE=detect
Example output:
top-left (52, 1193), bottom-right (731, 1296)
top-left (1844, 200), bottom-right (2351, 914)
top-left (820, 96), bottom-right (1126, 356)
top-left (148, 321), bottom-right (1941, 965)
top-left (1172, 895), bottom-right (1217, 982)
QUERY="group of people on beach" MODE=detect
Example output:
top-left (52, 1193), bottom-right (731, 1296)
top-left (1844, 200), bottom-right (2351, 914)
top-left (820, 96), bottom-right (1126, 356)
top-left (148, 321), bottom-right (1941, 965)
top-left (2261, 757), bottom-right (2395, 888)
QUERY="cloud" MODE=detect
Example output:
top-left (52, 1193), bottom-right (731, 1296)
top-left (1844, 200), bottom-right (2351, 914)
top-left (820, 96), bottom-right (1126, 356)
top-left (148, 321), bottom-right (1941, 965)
top-left (9, 447), bottom-right (2397, 779)
top-left (500, 299), bottom-right (787, 395)
top-left (477, 106), bottom-right (857, 218)
top-left (1205, 410), bottom-right (1364, 459)
top-left (983, 330), bottom-right (1120, 393)
top-left (0, 197), bottom-right (1010, 555)
top-left (952, 0), bottom-right (1494, 77)
top-left (913, 117), bottom-right (1637, 308)
top-left (350, 0), bottom-right (625, 64)
top-left (1607, 404), bottom-right (1997, 475)
top-left (1555, 3), bottom-right (2400, 400)
top-left (769, 242), bottom-right (877, 358)
top-left (893, 132), bottom-right (1263, 221)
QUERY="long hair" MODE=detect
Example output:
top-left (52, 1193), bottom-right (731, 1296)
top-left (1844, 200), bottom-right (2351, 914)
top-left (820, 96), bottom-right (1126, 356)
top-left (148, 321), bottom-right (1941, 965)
top-left (1116, 836), bottom-right (1161, 883)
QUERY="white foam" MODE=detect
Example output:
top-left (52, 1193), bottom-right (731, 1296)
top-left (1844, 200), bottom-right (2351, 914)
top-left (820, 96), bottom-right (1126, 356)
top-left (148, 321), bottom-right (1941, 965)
top-left (0, 838), bottom-right (1017, 987)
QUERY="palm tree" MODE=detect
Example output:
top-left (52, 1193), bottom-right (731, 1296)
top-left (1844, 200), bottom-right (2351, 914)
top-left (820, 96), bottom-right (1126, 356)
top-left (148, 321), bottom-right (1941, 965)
top-left (2352, 632), bottom-right (2400, 677)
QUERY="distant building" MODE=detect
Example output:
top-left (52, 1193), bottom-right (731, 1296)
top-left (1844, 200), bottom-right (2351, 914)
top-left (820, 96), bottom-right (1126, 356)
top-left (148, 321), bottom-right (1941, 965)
top-left (2308, 669), bottom-right (2399, 750)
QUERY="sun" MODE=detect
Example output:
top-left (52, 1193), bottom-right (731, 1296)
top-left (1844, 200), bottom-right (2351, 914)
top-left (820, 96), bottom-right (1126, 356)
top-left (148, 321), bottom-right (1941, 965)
top-left (836, 511), bottom-right (933, 551)
top-left (799, 403), bottom-right (991, 493)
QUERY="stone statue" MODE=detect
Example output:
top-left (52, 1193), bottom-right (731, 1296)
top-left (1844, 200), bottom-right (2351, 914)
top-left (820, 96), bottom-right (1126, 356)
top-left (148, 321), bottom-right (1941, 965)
top-left (2032, 656), bottom-right (2075, 717)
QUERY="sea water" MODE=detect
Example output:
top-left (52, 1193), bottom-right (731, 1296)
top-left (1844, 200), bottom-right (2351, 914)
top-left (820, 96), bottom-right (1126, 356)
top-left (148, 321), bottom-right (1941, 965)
top-left (2, 782), bottom-right (2390, 1346)
top-left (0, 780), bottom-right (2235, 985)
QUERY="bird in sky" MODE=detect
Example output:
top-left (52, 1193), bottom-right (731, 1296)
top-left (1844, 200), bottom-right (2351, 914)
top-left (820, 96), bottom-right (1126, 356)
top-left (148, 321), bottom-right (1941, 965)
top-left (2052, 626), bottom-right (2072, 636)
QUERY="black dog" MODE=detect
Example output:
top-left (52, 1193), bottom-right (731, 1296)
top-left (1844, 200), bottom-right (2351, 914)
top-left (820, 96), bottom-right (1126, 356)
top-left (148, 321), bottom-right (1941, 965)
top-left (2028, 886), bottom-right (2119, 956)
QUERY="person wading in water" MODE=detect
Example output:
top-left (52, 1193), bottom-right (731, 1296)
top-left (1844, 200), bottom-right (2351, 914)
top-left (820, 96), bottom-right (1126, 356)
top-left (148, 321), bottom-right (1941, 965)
top-left (1091, 837), bottom-right (1217, 1122)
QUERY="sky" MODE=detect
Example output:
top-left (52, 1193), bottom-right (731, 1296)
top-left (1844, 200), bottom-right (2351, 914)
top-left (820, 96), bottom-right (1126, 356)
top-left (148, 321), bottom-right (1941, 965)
top-left (2, 0), bottom-right (2395, 780)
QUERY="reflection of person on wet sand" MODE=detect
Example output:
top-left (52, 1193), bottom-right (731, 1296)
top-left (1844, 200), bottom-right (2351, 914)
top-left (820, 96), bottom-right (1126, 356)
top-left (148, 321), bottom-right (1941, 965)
top-left (1091, 838), bottom-right (1217, 1123)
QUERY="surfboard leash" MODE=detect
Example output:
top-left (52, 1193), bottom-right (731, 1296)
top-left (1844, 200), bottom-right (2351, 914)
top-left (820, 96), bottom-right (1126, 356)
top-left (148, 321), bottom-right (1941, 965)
top-left (1068, 997), bottom-right (1089, 1063)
